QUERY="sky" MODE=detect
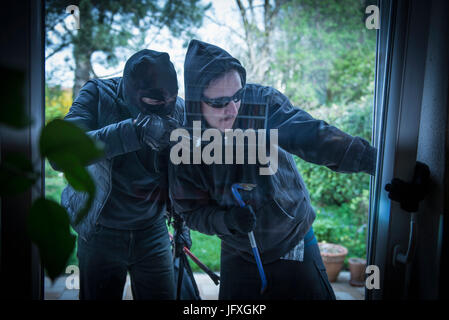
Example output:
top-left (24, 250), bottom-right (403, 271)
top-left (45, 0), bottom-right (249, 98)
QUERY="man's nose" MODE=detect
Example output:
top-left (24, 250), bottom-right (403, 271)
top-left (225, 101), bottom-right (239, 115)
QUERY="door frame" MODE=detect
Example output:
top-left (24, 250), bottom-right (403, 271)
top-left (366, 0), bottom-right (447, 300)
top-left (0, 0), bottom-right (45, 299)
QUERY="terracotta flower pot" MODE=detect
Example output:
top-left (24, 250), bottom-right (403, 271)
top-left (348, 258), bottom-right (366, 287)
top-left (318, 243), bottom-right (348, 282)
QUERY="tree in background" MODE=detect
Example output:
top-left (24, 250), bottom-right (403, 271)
top-left (46, 0), bottom-right (211, 98)
top-left (233, 0), bottom-right (290, 83)
top-left (271, 0), bottom-right (377, 110)
top-left (260, 0), bottom-right (376, 204)
top-left (223, 0), bottom-right (376, 105)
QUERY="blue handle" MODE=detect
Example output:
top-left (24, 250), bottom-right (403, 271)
top-left (231, 186), bottom-right (246, 207)
top-left (231, 184), bottom-right (268, 294)
top-left (251, 243), bottom-right (268, 294)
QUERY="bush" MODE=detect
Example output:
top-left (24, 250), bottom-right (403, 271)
top-left (45, 85), bottom-right (72, 123)
top-left (313, 200), bottom-right (369, 268)
top-left (294, 97), bottom-right (373, 265)
top-left (297, 96), bottom-right (372, 205)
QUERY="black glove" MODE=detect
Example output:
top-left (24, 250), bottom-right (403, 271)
top-left (174, 222), bottom-right (192, 250)
top-left (225, 205), bottom-right (256, 234)
top-left (173, 221), bottom-right (192, 258)
top-left (133, 113), bottom-right (179, 151)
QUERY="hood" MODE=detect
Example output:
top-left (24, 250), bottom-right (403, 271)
top-left (184, 40), bottom-right (246, 127)
top-left (120, 49), bottom-right (178, 118)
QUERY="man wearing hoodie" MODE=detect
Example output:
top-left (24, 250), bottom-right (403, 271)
top-left (169, 40), bottom-right (376, 299)
top-left (60, 49), bottom-right (186, 299)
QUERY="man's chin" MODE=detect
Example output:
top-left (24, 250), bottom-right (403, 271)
top-left (219, 118), bottom-right (236, 130)
top-left (205, 118), bottom-right (235, 132)
top-left (218, 125), bottom-right (233, 132)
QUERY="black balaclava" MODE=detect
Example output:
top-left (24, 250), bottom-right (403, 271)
top-left (120, 49), bottom-right (178, 118)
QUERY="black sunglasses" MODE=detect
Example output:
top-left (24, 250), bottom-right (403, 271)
top-left (201, 87), bottom-right (245, 109)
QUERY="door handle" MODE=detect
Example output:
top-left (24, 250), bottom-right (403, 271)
top-left (392, 213), bottom-right (417, 267)
top-left (385, 161), bottom-right (430, 267)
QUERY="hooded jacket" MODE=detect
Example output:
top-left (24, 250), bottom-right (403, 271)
top-left (58, 49), bottom-right (185, 241)
top-left (169, 40), bottom-right (376, 264)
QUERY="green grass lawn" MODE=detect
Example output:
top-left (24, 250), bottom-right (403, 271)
top-left (178, 229), bottom-right (221, 272)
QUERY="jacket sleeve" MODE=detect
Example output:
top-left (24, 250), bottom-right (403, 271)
top-left (63, 81), bottom-right (142, 162)
top-left (169, 164), bottom-right (233, 236)
top-left (267, 88), bottom-right (377, 175)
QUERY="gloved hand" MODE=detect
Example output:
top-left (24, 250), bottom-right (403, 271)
top-left (174, 222), bottom-right (192, 250)
top-left (133, 113), bottom-right (179, 151)
top-left (225, 204), bottom-right (256, 234)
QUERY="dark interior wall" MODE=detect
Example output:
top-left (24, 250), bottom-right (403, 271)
top-left (414, 0), bottom-right (449, 299)
top-left (0, 1), bottom-right (45, 299)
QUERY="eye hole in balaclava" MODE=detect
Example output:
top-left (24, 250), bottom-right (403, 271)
top-left (122, 50), bottom-right (178, 117)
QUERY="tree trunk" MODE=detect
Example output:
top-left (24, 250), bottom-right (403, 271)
top-left (72, 51), bottom-right (92, 100)
top-left (234, 0), bottom-right (284, 84)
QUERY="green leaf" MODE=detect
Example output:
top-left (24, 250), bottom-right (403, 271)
top-left (39, 119), bottom-right (101, 224)
top-left (0, 153), bottom-right (39, 195)
top-left (46, 153), bottom-right (95, 225)
top-left (28, 198), bottom-right (76, 281)
top-left (39, 119), bottom-right (104, 167)
top-left (63, 164), bottom-right (95, 194)
top-left (0, 67), bottom-right (30, 128)
top-left (62, 162), bottom-right (95, 225)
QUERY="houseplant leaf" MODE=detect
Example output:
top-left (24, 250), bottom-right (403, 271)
top-left (27, 198), bottom-right (76, 281)
top-left (0, 152), bottom-right (38, 195)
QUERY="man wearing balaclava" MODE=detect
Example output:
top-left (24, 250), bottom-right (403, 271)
top-left (58, 49), bottom-right (188, 300)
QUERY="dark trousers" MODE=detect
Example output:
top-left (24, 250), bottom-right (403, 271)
top-left (219, 241), bottom-right (336, 300)
top-left (77, 218), bottom-right (175, 300)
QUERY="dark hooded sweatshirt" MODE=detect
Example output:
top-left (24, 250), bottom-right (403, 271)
top-left (169, 40), bottom-right (376, 264)
top-left (60, 49), bottom-right (185, 237)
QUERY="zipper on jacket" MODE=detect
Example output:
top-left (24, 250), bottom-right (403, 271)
top-left (95, 158), bottom-right (114, 225)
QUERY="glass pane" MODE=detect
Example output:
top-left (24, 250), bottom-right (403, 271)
top-left (44, 0), bottom-right (378, 300)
